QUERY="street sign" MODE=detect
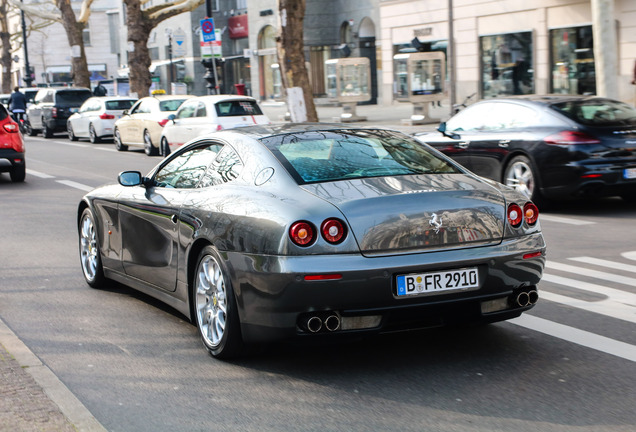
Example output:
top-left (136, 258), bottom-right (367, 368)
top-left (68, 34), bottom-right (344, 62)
top-left (200, 18), bottom-right (216, 42)
top-left (173, 28), bottom-right (186, 57)
top-left (200, 29), bottom-right (222, 59)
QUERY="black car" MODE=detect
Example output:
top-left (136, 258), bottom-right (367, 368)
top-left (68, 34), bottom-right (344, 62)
top-left (25, 87), bottom-right (93, 138)
top-left (414, 95), bottom-right (636, 204)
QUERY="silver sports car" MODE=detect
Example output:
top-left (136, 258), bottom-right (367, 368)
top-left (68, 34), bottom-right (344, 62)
top-left (78, 124), bottom-right (546, 359)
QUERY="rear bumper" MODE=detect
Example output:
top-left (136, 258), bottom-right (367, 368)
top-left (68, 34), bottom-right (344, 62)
top-left (0, 149), bottom-right (25, 173)
top-left (224, 233), bottom-right (546, 343)
top-left (541, 160), bottom-right (636, 199)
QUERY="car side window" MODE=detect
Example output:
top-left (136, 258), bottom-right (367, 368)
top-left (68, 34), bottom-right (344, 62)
top-left (196, 102), bottom-right (207, 117)
top-left (153, 143), bottom-right (224, 189)
top-left (136, 100), bottom-right (152, 114)
top-left (446, 103), bottom-right (494, 132)
top-left (129, 100), bottom-right (143, 114)
top-left (176, 102), bottom-right (197, 119)
top-left (199, 146), bottom-right (244, 188)
top-left (484, 103), bottom-right (538, 129)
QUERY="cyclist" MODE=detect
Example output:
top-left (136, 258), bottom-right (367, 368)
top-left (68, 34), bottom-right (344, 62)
top-left (8, 86), bottom-right (27, 125)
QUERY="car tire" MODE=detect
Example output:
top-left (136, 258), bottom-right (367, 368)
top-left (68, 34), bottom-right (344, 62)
top-left (192, 246), bottom-right (243, 359)
top-left (10, 164), bottom-right (26, 182)
top-left (79, 207), bottom-right (106, 288)
top-left (144, 130), bottom-right (159, 156)
top-left (160, 137), bottom-right (171, 157)
top-left (89, 124), bottom-right (101, 143)
top-left (114, 128), bottom-right (128, 151)
top-left (503, 155), bottom-right (542, 204)
top-left (24, 120), bottom-right (36, 136)
top-left (67, 122), bottom-right (78, 141)
top-left (43, 121), bottom-right (53, 138)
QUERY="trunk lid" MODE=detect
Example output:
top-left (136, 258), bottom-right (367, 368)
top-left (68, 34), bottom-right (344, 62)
top-left (301, 174), bottom-right (506, 256)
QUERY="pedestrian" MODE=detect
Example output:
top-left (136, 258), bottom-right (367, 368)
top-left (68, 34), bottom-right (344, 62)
top-left (7, 86), bottom-right (27, 124)
top-left (93, 81), bottom-right (107, 96)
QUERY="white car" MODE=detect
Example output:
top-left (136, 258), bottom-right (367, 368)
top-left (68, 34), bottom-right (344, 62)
top-left (160, 95), bottom-right (270, 154)
top-left (114, 94), bottom-right (194, 156)
top-left (67, 96), bottom-right (137, 143)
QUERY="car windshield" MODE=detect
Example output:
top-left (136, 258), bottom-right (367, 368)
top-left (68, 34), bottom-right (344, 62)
top-left (550, 99), bottom-right (636, 126)
top-left (216, 100), bottom-right (263, 117)
top-left (262, 129), bottom-right (460, 184)
top-left (56, 91), bottom-right (92, 104)
top-left (105, 100), bottom-right (135, 110)
top-left (159, 99), bottom-right (188, 111)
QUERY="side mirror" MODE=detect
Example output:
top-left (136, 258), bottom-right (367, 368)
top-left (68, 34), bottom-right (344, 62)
top-left (437, 122), bottom-right (460, 140)
top-left (118, 171), bottom-right (143, 187)
top-left (168, 114), bottom-right (176, 122)
top-left (122, 110), bottom-right (129, 116)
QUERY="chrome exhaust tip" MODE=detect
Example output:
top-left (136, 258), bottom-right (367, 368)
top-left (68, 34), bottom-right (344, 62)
top-left (324, 314), bottom-right (341, 332)
top-left (516, 292), bottom-right (530, 307)
top-left (306, 316), bottom-right (323, 333)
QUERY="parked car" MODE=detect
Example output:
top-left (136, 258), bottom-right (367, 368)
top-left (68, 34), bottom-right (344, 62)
top-left (113, 94), bottom-right (194, 156)
top-left (414, 95), bottom-right (636, 204)
top-left (161, 95), bottom-right (270, 154)
top-left (0, 103), bottom-right (25, 182)
top-left (67, 96), bottom-right (137, 143)
top-left (77, 124), bottom-right (546, 359)
top-left (0, 93), bottom-right (10, 107)
top-left (25, 87), bottom-right (93, 138)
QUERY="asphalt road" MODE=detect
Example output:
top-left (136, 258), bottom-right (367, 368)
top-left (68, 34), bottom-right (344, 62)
top-left (1, 134), bottom-right (635, 432)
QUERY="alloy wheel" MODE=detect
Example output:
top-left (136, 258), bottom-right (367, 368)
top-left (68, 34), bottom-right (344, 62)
top-left (195, 255), bottom-right (228, 348)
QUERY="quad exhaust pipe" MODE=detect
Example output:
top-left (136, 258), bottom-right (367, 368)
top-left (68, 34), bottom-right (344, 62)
top-left (514, 289), bottom-right (539, 307)
top-left (303, 313), bottom-right (341, 333)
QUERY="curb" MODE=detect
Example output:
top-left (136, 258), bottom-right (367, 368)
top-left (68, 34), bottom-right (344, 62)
top-left (0, 317), bottom-right (107, 432)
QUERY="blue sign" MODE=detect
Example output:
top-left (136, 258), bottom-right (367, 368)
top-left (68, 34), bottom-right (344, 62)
top-left (200, 18), bottom-right (216, 42)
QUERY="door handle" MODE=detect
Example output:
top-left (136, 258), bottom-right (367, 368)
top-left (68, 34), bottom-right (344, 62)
top-left (456, 141), bottom-right (470, 149)
top-left (171, 214), bottom-right (179, 224)
top-left (498, 140), bottom-right (510, 147)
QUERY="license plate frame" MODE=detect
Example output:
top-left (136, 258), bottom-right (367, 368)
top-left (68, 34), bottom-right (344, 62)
top-left (396, 267), bottom-right (479, 297)
top-left (624, 168), bottom-right (636, 180)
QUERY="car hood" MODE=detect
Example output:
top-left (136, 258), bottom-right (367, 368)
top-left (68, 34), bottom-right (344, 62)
top-left (300, 174), bottom-right (506, 256)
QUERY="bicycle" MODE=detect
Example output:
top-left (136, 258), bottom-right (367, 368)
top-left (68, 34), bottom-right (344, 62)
top-left (452, 93), bottom-right (476, 114)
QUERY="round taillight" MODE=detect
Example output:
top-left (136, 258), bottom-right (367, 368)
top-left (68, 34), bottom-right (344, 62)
top-left (507, 203), bottom-right (523, 228)
top-left (524, 202), bottom-right (539, 225)
top-left (321, 218), bottom-right (346, 244)
top-left (289, 221), bottom-right (315, 246)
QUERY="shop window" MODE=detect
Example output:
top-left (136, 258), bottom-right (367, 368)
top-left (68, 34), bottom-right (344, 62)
top-left (549, 26), bottom-right (595, 95)
top-left (83, 24), bottom-right (91, 46)
top-left (480, 32), bottom-right (534, 98)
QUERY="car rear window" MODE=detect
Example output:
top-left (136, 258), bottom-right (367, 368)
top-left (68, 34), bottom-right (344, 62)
top-left (0, 104), bottom-right (8, 121)
top-left (550, 99), bottom-right (636, 126)
top-left (216, 100), bottom-right (263, 117)
top-left (159, 99), bottom-right (188, 111)
top-left (105, 100), bottom-right (136, 110)
top-left (55, 91), bottom-right (92, 105)
top-left (262, 130), bottom-right (460, 184)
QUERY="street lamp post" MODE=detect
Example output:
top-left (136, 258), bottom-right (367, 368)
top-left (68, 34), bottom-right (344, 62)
top-left (201, 0), bottom-right (217, 94)
top-left (20, 0), bottom-right (33, 87)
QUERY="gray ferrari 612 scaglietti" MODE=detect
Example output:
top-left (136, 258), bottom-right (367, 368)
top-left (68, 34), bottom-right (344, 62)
top-left (77, 124), bottom-right (546, 359)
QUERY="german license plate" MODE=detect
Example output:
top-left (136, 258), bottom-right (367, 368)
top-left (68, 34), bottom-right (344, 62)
top-left (624, 168), bottom-right (636, 180)
top-left (396, 268), bottom-right (479, 297)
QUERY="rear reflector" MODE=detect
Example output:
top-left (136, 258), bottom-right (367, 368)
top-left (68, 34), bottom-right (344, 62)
top-left (523, 251), bottom-right (543, 260)
top-left (304, 274), bottom-right (342, 281)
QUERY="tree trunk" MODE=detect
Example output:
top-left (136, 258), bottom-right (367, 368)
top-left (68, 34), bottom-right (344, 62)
top-left (56, 0), bottom-right (89, 88)
top-left (0, 0), bottom-right (12, 93)
top-left (277, 0), bottom-right (318, 122)
top-left (124, 0), bottom-right (153, 97)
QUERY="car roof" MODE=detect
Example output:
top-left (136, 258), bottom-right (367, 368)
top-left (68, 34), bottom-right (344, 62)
top-left (213, 123), bottom-right (390, 140)
top-left (479, 94), bottom-right (617, 106)
top-left (144, 94), bottom-right (194, 101)
top-left (191, 95), bottom-right (258, 103)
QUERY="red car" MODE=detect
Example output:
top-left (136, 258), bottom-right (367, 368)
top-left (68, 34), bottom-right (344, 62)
top-left (0, 103), bottom-right (26, 182)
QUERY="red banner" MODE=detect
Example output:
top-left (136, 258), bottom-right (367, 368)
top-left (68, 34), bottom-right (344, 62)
top-left (228, 14), bottom-right (248, 39)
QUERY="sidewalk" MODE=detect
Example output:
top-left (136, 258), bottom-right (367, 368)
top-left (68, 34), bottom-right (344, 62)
top-left (0, 318), bottom-right (106, 432)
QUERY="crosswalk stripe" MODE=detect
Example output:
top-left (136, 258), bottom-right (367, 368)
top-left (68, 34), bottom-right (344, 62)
top-left (541, 273), bottom-right (636, 306)
top-left (55, 180), bottom-right (93, 192)
top-left (510, 314), bottom-right (636, 362)
top-left (539, 290), bottom-right (636, 324)
top-left (568, 256), bottom-right (636, 273)
top-left (25, 169), bottom-right (55, 179)
top-left (539, 214), bottom-right (595, 225)
top-left (546, 261), bottom-right (636, 287)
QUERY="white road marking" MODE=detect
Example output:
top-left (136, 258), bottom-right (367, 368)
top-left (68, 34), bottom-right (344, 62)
top-left (541, 273), bottom-right (636, 306)
top-left (539, 214), bottom-right (595, 225)
top-left (569, 256), bottom-right (636, 273)
top-left (539, 290), bottom-right (636, 324)
top-left (510, 314), bottom-right (636, 362)
top-left (25, 169), bottom-right (55, 179)
top-left (546, 261), bottom-right (636, 287)
top-left (95, 147), bottom-right (117, 152)
top-left (56, 180), bottom-right (93, 192)
top-left (622, 251), bottom-right (636, 261)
